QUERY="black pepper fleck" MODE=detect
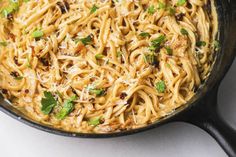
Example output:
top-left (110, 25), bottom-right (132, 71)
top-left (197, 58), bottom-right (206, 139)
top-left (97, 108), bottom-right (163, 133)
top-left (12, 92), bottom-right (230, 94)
top-left (57, 1), bottom-right (70, 14)
top-left (10, 71), bottom-right (20, 78)
top-left (120, 92), bottom-right (127, 100)
top-left (39, 58), bottom-right (50, 66)
top-left (175, 13), bottom-right (185, 21)
top-left (7, 13), bottom-right (13, 21)
top-left (2, 89), bottom-right (8, 94)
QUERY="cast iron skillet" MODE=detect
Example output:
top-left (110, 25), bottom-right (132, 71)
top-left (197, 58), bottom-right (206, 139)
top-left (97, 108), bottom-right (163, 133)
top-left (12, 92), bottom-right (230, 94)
top-left (0, 0), bottom-right (236, 156)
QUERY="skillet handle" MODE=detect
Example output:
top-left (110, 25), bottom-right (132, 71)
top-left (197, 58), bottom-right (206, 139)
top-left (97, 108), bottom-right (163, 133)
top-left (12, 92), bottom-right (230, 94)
top-left (180, 87), bottom-right (236, 157)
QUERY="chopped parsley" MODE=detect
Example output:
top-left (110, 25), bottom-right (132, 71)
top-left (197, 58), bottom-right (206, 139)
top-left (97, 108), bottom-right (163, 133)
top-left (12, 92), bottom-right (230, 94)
top-left (155, 81), bottom-right (166, 93)
top-left (144, 53), bottom-right (158, 66)
top-left (56, 95), bottom-right (77, 120)
top-left (139, 32), bottom-right (150, 38)
top-left (90, 5), bottom-right (98, 14)
top-left (80, 35), bottom-right (93, 45)
top-left (89, 89), bottom-right (106, 97)
top-left (88, 117), bottom-right (101, 126)
top-left (196, 41), bottom-right (206, 47)
top-left (177, 0), bottom-right (186, 6)
top-left (147, 5), bottom-right (155, 14)
top-left (149, 35), bottom-right (166, 52)
top-left (158, 2), bottom-right (166, 9)
top-left (1, 0), bottom-right (19, 19)
top-left (95, 54), bottom-right (104, 60)
top-left (168, 7), bottom-right (176, 16)
top-left (0, 41), bottom-right (8, 47)
top-left (14, 76), bottom-right (23, 80)
top-left (32, 29), bottom-right (44, 38)
top-left (26, 56), bottom-right (31, 68)
top-left (213, 40), bottom-right (220, 51)
top-left (116, 51), bottom-right (122, 57)
top-left (180, 28), bottom-right (188, 35)
top-left (41, 91), bottom-right (57, 115)
top-left (165, 47), bottom-right (173, 55)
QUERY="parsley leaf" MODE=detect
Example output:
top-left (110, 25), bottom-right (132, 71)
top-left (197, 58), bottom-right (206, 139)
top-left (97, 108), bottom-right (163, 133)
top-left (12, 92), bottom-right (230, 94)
top-left (151, 35), bottom-right (166, 46)
top-left (155, 81), bottom-right (166, 93)
top-left (0, 41), bottom-right (8, 47)
top-left (165, 47), bottom-right (173, 55)
top-left (80, 35), bottom-right (93, 45)
top-left (32, 29), bottom-right (44, 38)
top-left (56, 95), bottom-right (77, 120)
top-left (1, 0), bottom-right (19, 18)
top-left (168, 7), bottom-right (176, 16)
top-left (177, 0), bottom-right (186, 6)
top-left (89, 89), bottom-right (106, 97)
top-left (14, 76), bottom-right (23, 80)
top-left (180, 28), bottom-right (188, 35)
top-left (116, 51), bottom-right (123, 57)
top-left (144, 53), bottom-right (158, 66)
top-left (158, 2), bottom-right (166, 9)
top-left (88, 117), bottom-right (101, 126)
top-left (95, 54), bottom-right (104, 60)
top-left (90, 5), bottom-right (98, 14)
top-left (139, 32), bottom-right (150, 37)
top-left (26, 55), bottom-right (32, 68)
top-left (149, 35), bottom-right (166, 52)
top-left (213, 40), bottom-right (220, 51)
top-left (196, 41), bottom-right (206, 47)
top-left (41, 91), bottom-right (57, 115)
top-left (147, 5), bottom-right (155, 14)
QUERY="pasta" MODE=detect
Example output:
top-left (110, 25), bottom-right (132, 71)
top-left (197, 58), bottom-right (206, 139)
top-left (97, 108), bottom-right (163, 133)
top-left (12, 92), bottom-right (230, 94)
top-left (0, 0), bottom-right (218, 133)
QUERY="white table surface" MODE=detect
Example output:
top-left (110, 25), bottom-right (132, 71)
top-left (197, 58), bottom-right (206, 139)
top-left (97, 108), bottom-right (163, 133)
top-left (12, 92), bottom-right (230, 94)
top-left (1, 60), bottom-right (236, 157)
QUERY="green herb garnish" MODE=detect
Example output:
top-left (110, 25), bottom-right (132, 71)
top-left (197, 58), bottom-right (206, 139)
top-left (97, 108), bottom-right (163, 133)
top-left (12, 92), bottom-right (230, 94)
top-left (155, 81), bottom-right (166, 93)
top-left (56, 95), bottom-right (77, 120)
top-left (0, 41), bottom-right (8, 47)
top-left (149, 35), bottom-right (166, 52)
top-left (147, 5), bottom-right (155, 14)
top-left (95, 54), bottom-right (104, 60)
top-left (144, 53), bottom-right (158, 66)
top-left (32, 29), bottom-right (44, 38)
top-left (80, 35), bottom-right (93, 45)
top-left (41, 91), bottom-right (57, 115)
top-left (89, 89), bottom-right (106, 97)
top-left (88, 117), bottom-right (101, 126)
top-left (196, 41), bottom-right (206, 47)
top-left (177, 0), bottom-right (186, 6)
top-left (1, 0), bottom-right (19, 18)
top-left (139, 32), bottom-right (150, 38)
top-left (90, 5), bottom-right (98, 14)
top-left (165, 47), bottom-right (173, 55)
top-left (180, 28), bottom-right (188, 35)
top-left (166, 63), bottom-right (171, 68)
top-left (168, 7), bottom-right (176, 16)
top-left (14, 76), bottom-right (23, 80)
top-left (151, 35), bottom-right (166, 46)
top-left (116, 51), bottom-right (122, 57)
top-left (158, 2), bottom-right (166, 9)
top-left (26, 56), bottom-right (31, 68)
top-left (213, 40), bottom-right (220, 51)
